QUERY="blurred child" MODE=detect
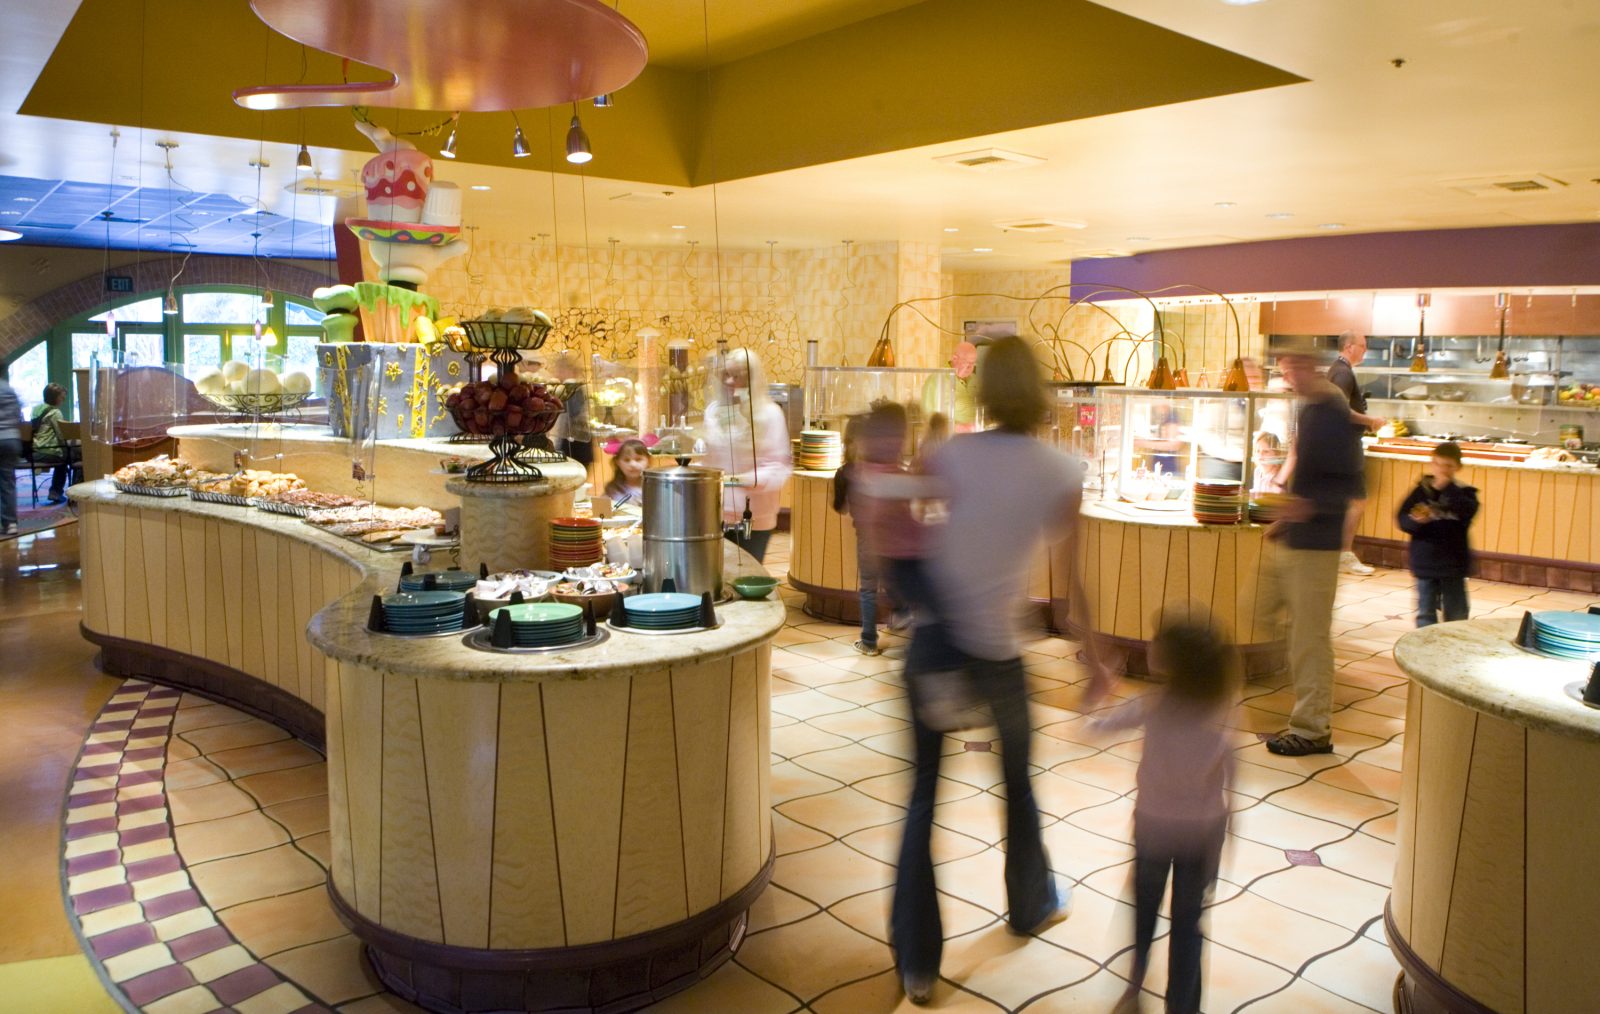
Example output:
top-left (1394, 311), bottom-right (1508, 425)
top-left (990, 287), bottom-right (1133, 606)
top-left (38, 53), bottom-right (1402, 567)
top-left (1397, 441), bottom-right (1478, 626)
top-left (604, 437), bottom-right (650, 507)
top-left (858, 403), bottom-right (933, 625)
top-left (1250, 431), bottom-right (1285, 495)
top-left (1093, 609), bottom-right (1238, 1014)
top-left (832, 416), bottom-right (882, 655)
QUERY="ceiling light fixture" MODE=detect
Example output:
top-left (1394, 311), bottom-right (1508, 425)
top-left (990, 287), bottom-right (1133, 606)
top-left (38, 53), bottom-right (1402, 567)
top-left (1214, 201), bottom-right (1236, 208)
top-left (1266, 211), bottom-right (1294, 220)
top-left (1126, 236), bottom-right (1150, 242)
top-left (470, 184), bottom-right (492, 191)
top-left (593, 93), bottom-right (613, 108)
top-left (163, 291), bottom-right (179, 315)
top-left (565, 104), bottom-right (592, 164)
top-left (511, 111), bottom-right (531, 158)
top-left (1220, 0), bottom-right (1267, 5)
top-left (0, 227), bottom-right (21, 241)
top-left (671, 224), bottom-right (686, 230)
top-left (440, 113), bottom-right (459, 159)
top-left (973, 247), bottom-right (994, 253)
top-left (14, 196), bottom-right (34, 203)
top-left (295, 144), bottom-right (313, 171)
top-left (1318, 222), bottom-right (1345, 230)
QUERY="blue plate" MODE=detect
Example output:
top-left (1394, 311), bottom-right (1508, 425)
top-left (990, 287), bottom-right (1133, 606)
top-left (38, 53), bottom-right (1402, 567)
top-left (1532, 611), bottom-right (1600, 638)
top-left (625, 593), bottom-right (703, 614)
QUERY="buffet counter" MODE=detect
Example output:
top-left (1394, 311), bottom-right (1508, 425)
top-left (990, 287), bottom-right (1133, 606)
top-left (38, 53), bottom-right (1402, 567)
top-left (1355, 444), bottom-right (1600, 590)
top-left (1389, 619), bottom-right (1600, 1013)
top-left (70, 472), bottom-right (785, 1014)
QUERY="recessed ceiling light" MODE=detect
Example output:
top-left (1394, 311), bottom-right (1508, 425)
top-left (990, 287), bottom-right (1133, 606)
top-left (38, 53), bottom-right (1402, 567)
top-left (1214, 201), bottom-right (1237, 208)
top-left (1318, 222), bottom-right (1345, 230)
top-left (972, 247), bottom-right (993, 253)
top-left (1266, 211), bottom-right (1294, 220)
top-left (0, 210), bottom-right (19, 216)
top-left (1220, 0), bottom-right (1267, 5)
top-left (943, 227), bottom-right (959, 233)
top-left (469, 184), bottom-right (491, 191)
top-left (1126, 236), bottom-right (1150, 242)
top-left (671, 224), bottom-right (687, 230)
top-left (14, 196), bottom-right (34, 203)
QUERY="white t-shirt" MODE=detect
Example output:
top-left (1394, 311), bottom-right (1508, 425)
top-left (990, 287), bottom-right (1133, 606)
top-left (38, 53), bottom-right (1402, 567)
top-left (926, 431), bottom-right (1082, 660)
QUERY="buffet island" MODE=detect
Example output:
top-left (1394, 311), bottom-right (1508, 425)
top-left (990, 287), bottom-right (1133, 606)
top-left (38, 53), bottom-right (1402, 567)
top-left (71, 466), bottom-right (784, 1013)
top-left (1388, 618), bottom-right (1600, 1013)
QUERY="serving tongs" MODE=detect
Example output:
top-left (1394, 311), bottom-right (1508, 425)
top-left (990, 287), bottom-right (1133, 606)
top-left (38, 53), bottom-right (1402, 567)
top-left (1489, 292), bottom-right (1511, 380)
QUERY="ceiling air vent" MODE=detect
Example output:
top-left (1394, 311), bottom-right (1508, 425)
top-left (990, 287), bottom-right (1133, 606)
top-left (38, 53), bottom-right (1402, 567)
top-left (994, 218), bottom-right (1087, 232)
top-left (935, 148), bottom-right (1046, 172)
top-left (1442, 173), bottom-right (1570, 197)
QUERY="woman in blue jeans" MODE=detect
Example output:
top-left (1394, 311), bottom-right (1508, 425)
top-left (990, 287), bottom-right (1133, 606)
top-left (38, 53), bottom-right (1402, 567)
top-left (875, 337), bottom-right (1112, 1003)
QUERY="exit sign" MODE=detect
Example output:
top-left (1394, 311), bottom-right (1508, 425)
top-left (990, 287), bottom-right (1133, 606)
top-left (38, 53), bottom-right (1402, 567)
top-left (106, 275), bottom-right (134, 293)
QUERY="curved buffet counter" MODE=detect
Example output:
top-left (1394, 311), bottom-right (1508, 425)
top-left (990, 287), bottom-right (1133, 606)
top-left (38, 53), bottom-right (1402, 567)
top-left (70, 464), bottom-right (785, 1013)
top-left (1356, 447), bottom-right (1600, 590)
top-left (788, 470), bottom-right (1283, 675)
top-left (1389, 619), bottom-right (1600, 1013)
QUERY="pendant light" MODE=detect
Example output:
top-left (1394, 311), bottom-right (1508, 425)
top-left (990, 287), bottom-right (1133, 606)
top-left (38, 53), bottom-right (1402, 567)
top-left (565, 103), bottom-right (592, 164)
top-left (439, 113), bottom-right (459, 159)
top-left (1410, 293), bottom-right (1430, 373)
top-left (511, 112), bottom-right (531, 158)
top-left (295, 144), bottom-right (313, 171)
top-left (163, 290), bottom-right (179, 315)
top-left (1489, 292), bottom-right (1511, 380)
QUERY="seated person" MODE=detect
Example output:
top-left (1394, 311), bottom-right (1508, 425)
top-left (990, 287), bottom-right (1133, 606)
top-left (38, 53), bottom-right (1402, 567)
top-left (31, 383), bottom-right (80, 504)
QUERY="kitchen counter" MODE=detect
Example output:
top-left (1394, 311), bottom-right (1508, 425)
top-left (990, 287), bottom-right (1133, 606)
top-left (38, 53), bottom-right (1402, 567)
top-left (1388, 618), bottom-right (1600, 1012)
top-left (70, 478), bottom-right (782, 1013)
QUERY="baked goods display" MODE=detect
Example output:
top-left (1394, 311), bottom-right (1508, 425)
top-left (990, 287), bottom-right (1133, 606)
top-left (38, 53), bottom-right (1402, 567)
top-left (193, 470), bottom-right (304, 499)
top-left (1527, 446), bottom-right (1578, 464)
top-left (260, 489), bottom-right (371, 510)
top-left (113, 456), bottom-right (197, 494)
top-left (194, 362), bottom-right (315, 414)
top-left (303, 505), bottom-right (446, 547)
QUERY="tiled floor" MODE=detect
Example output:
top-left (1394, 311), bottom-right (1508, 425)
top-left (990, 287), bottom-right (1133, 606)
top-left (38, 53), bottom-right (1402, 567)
top-left (11, 525), bottom-right (1599, 1011)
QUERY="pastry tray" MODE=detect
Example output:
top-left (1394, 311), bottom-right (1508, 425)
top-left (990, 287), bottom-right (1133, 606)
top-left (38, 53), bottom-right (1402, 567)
top-left (464, 627), bottom-right (609, 654)
top-left (112, 481), bottom-right (189, 497)
top-left (255, 499), bottom-right (317, 518)
top-left (188, 489), bottom-right (255, 507)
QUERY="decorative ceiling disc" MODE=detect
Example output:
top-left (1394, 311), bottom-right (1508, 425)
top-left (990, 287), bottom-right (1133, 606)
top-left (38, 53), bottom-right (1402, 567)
top-left (234, 0), bottom-right (648, 111)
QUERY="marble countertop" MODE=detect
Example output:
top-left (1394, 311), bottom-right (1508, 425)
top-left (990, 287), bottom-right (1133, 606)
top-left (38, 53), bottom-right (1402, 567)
top-left (1081, 499), bottom-right (1266, 531)
top-left (169, 423), bottom-right (493, 460)
top-left (1363, 443), bottom-right (1600, 475)
top-left (444, 462), bottom-right (586, 498)
top-left (70, 479), bottom-right (785, 684)
top-left (1393, 618), bottom-right (1600, 741)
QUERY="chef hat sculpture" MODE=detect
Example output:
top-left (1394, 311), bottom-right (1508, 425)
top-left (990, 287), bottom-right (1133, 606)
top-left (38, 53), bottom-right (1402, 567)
top-left (344, 120), bottom-right (469, 289)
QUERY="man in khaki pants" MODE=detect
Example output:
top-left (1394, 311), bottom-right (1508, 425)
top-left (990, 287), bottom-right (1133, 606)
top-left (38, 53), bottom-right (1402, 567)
top-left (1259, 342), bottom-right (1365, 755)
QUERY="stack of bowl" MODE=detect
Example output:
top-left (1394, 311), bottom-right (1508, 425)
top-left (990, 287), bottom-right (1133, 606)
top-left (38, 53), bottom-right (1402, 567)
top-left (380, 590), bottom-right (469, 635)
top-left (549, 517), bottom-right (603, 569)
top-left (622, 592), bottom-right (705, 631)
top-left (1192, 481), bottom-right (1243, 525)
top-left (1529, 611), bottom-right (1600, 660)
top-left (487, 602), bottom-right (587, 647)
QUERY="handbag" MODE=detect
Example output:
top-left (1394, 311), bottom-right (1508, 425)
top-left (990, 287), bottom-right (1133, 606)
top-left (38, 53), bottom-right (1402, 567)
top-left (905, 621), bottom-right (989, 733)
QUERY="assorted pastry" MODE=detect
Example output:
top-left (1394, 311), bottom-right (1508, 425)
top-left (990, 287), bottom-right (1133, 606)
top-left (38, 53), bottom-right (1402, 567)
top-left (303, 504), bottom-right (446, 544)
top-left (475, 570), bottom-right (563, 601)
top-left (114, 456), bottom-right (197, 488)
top-left (259, 488), bottom-right (372, 510)
top-left (193, 470), bottom-right (305, 499)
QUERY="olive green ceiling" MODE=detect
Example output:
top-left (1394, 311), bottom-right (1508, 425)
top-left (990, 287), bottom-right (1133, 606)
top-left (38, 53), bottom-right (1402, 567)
top-left (23, 0), bottom-right (1303, 187)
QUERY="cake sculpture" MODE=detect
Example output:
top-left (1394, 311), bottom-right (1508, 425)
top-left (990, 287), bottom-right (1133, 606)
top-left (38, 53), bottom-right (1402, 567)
top-left (343, 120), bottom-right (468, 290)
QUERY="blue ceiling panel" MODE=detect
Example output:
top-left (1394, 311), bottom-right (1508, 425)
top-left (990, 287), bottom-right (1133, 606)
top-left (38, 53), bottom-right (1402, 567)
top-left (0, 173), bottom-right (332, 260)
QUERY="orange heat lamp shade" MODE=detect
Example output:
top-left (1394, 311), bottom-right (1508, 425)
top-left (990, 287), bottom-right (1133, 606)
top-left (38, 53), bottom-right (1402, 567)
top-left (1146, 356), bottom-right (1176, 390)
top-left (1221, 358), bottom-right (1250, 392)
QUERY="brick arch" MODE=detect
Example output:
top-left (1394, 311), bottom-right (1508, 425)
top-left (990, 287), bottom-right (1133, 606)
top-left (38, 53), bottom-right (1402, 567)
top-left (0, 254), bottom-right (335, 361)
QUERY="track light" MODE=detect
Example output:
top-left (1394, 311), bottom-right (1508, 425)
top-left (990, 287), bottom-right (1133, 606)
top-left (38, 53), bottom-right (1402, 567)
top-left (440, 114), bottom-right (458, 159)
top-left (164, 290), bottom-right (179, 315)
top-left (593, 93), bottom-right (613, 108)
top-left (295, 144), bottom-right (312, 171)
top-left (511, 112), bottom-right (531, 158)
top-left (565, 105), bottom-right (592, 164)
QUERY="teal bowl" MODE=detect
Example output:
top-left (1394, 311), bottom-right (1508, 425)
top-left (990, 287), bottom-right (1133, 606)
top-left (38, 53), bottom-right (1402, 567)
top-left (731, 576), bottom-right (779, 600)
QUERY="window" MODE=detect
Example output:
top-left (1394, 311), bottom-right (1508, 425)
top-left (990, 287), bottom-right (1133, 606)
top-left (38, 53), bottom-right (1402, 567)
top-left (72, 332), bottom-right (112, 370)
top-left (183, 291), bottom-right (262, 324)
top-left (91, 297), bottom-right (163, 323)
top-left (183, 334), bottom-right (224, 379)
top-left (285, 334), bottom-right (320, 379)
top-left (123, 332), bottom-right (164, 366)
top-left (8, 342), bottom-right (49, 420)
top-left (286, 301), bottom-right (326, 326)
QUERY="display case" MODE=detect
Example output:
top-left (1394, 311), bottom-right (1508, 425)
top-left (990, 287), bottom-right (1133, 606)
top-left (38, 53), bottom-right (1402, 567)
top-left (1047, 381), bottom-right (1123, 495)
top-left (1093, 388), bottom-right (1299, 510)
top-left (802, 365), bottom-right (957, 454)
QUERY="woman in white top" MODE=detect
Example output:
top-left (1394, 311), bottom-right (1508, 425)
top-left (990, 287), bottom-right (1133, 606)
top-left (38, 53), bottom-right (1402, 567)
top-left (699, 346), bottom-right (792, 563)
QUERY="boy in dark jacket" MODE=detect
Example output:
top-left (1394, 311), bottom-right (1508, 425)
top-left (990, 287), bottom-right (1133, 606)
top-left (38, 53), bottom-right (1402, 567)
top-left (1396, 442), bottom-right (1479, 627)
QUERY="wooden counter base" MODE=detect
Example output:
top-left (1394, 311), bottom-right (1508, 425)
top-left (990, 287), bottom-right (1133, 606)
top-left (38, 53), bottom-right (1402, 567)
top-left (1384, 901), bottom-right (1489, 1014)
top-left (83, 623), bottom-right (325, 751)
top-left (1355, 535), bottom-right (1600, 593)
top-left (329, 851), bottom-right (773, 1014)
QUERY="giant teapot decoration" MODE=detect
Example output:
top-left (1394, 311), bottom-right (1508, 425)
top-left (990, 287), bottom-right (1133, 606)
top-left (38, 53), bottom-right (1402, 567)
top-left (343, 121), bottom-right (469, 287)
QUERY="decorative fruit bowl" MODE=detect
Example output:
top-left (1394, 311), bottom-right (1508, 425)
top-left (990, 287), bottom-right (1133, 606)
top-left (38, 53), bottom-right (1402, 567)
top-left (461, 316), bottom-right (553, 350)
top-left (445, 377), bottom-right (564, 438)
top-left (199, 391), bottom-right (314, 416)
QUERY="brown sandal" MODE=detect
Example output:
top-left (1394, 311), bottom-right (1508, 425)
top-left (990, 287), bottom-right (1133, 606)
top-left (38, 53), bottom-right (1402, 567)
top-left (1265, 732), bottom-right (1333, 756)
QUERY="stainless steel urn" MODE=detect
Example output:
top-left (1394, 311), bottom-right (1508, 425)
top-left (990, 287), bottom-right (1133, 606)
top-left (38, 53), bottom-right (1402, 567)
top-left (642, 462), bottom-right (724, 597)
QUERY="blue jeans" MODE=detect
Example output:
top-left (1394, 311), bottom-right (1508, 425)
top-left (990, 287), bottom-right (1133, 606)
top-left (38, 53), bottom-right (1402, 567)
top-left (857, 539), bottom-right (881, 647)
top-left (1131, 815), bottom-right (1225, 1014)
top-left (1416, 576), bottom-right (1469, 627)
top-left (891, 647), bottom-right (1053, 978)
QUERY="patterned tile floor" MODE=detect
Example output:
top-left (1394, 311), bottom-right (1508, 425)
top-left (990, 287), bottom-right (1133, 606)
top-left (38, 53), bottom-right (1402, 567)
top-left (41, 532), bottom-right (1600, 1012)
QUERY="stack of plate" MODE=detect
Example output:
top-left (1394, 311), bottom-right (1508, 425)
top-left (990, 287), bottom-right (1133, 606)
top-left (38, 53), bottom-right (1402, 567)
top-left (623, 592), bottom-right (705, 631)
top-left (1529, 611), bottom-right (1600, 660)
top-left (549, 517), bottom-right (603, 569)
top-left (797, 430), bottom-right (844, 471)
top-left (400, 569), bottom-right (476, 593)
top-left (488, 602), bottom-right (586, 647)
top-left (1192, 481), bottom-right (1243, 525)
top-left (381, 590), bottom-right (467, 635)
